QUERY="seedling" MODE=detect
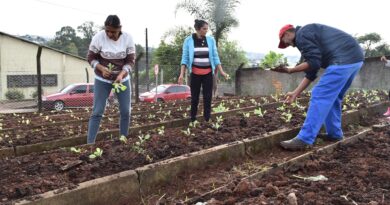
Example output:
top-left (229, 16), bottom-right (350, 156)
top-left (182, 128), bottom-right (193, 136)
top-left (182, 113), bottom-right (188, 118)
top-left (157, 126), bottom-right (165, 135)
top-left (112, 83), bottom-right (127, 93)
top-left (107, 63), bottom-right (115, 71)
top-left (189, 120), bottom-right (199, 128)
top-left (70, 147), bottom-right (82, 153)
top-left (148, 114), bottom-right (155, 119)
top-left (261, 97), bottom-right (269, 104)
top-left (89, 147), bottom-right (103, 159)
top-left (212, 103), bottom-right (229, 113)
top-left (132, 132), bottom-right (151, 154)
top-left (243, 112), bottom-right (250, 118)
top-left (119, 135), bottom-right (128, 144)
top-left (281, 111), bottom-right (292, 123)
top-left (277, 104), bottom-right (286, 112)
top-left (216, 116), bottom-right (224, 124)
top-left (239, 99), bottom-right (245, 104)
top-left (254, 108), bottom-right (266, 117)
top-left (212, 122), bottom-right (221, 131)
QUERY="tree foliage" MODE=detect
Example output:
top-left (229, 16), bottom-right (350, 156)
top-left (260, 51), bottom-right (287, 69)
top-left (175, 0), bottom-right (240, 47)
top-left (357, 32), bottom-right (390, 57)
top-left (46, 22), bottom-right (100, 57)
top-left (151, 26), bottom-right (193, 83)
top-left (218, 39), bottom-right (248, 77)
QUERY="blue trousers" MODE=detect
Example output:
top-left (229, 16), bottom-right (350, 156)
top-left (298, 62), bottom-right (363, 145)
top-left (87, 79), bottom-right (131, 144)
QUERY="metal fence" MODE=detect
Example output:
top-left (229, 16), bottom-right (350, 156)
top-left (0, 51), bottom-right (237, 113)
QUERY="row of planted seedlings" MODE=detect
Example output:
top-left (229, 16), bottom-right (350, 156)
top-left (0, 95), bottom-right (280, 132)
top-left (1, 91), bottom-right (387, 204)
top-left (0, 89), bottom-right (381, 144)
top-left (0, 90), bottom-right (385, 158)
top-left (9, 98), bottom-right (390, 205)
top-left (0, 94), bottom-right (287, 151)
top-left (0, 93), bottom-right (267, 127)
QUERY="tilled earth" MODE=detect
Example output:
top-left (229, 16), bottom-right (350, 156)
top-left (197, 122), bottom-right (390, 205)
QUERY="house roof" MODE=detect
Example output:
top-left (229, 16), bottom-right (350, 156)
top-left (0, 31), bottom-right (87, 61)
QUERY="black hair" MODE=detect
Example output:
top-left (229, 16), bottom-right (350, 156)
top-left (194, 19), bottom-right (208, 30)
top-left (105, 15), bottom-right (121, 28)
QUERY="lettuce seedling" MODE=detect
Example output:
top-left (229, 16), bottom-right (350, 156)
top-left (89, 147), bottom-right (103, 159)
top-left (112, 83), bottom-right (127, 93)
top-left (119, 135), bottom-right (128, 144)
top-left (70, 147), bottom-right (81, 153)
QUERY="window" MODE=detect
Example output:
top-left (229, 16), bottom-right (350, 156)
top-left (72, 85), bottom-right (87, 94)
top-left (7, 74), bottom-right (57, 88)
top-left (176, 86), bottom-right (187, 93)
top-left (166, 86), bottom-right (177, 93)
top-left (89, 85), bottom-right (94, 93)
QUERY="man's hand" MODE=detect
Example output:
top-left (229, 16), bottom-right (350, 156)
top-left (381, 56), bottom-right (388, 62)
top-left (284, 91), bottom-right (298, 104)
top-left (270, 66), bottom-right (290, 73)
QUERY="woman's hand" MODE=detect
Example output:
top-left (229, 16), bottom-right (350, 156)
top-left (99, 66), bottom-right (112, 78)
top-left (381, 56), bottom-right (388, 62)
top-left (220, 71), bottom-right (230, 80)
top-left (178, 74), bottom-right (184, 84)
top-left (114, 72), bottom-right (125, 83)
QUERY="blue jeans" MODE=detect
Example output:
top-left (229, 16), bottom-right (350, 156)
top-left (87, 79), bottom-right (131, 144)
top-left (297, 62), bottom-right (363, 145)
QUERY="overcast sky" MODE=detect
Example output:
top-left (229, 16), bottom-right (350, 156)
top-left (1, 0), bottom-right (389, 57)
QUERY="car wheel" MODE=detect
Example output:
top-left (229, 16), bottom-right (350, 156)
top-left (186, 97), bottom-right (191, 100)
top-left (157, 98), bottom-right (164, 103)
top-left (53, 101), bottom-right (64, 111)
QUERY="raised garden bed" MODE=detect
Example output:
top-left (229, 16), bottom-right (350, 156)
top-left (2, 97), bottom-right (387, 204)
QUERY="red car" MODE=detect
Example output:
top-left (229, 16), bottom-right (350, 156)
top-left (42, 83), bottom-right (113, 111)
top-left (139, 84), bottom-right (191, 102)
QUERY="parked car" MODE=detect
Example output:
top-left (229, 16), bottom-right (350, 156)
top-left (42, 83), bottom-right (114, 111)
top-left (139, 84), bottom-right (191, 102)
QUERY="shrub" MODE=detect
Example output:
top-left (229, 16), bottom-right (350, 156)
top-left (31, 89), bottom-right (44, 99)
top-left (5, 89), bottom-right (25, 100)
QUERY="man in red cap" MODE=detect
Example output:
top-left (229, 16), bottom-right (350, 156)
top-left (271, 23), bottom-right (364, 150)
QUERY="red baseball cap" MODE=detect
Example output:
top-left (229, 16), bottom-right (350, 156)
top-left (278, 24), bottom-right (294, 49)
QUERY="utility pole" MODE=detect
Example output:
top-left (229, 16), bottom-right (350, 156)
top-left (145, 28), bottom-right (149, 90)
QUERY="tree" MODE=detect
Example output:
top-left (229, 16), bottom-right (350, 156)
top-left (218, 39), bottom-right (248, 78)
top-left (357, 32), bottom-right (390, 57)
top-left (77, 21), bottom-right (100, 57)
top-left (175, 0), bottom-right (239, 47)
top-left (47, 26), bottom-right (81, 55)
top-left (151, 26), bottom-right (193, 83)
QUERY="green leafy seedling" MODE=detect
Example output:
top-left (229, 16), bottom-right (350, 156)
top-left (89, 147), bottom-right (103, 159)
top-left (70, 147), bottom-right (81, 153)
top-left (119, 135), bottom-right (128, 144)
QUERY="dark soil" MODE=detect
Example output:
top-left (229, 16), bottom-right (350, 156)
top-left (0, 90), bottom-right (386, 204)
top-left (195, 121), bottom-right (390, 205)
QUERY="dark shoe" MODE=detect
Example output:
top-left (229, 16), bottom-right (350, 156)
top-left (280, 137), bottom-right (310, 151)
top-left (317, 133), bottom-right (343, 142)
